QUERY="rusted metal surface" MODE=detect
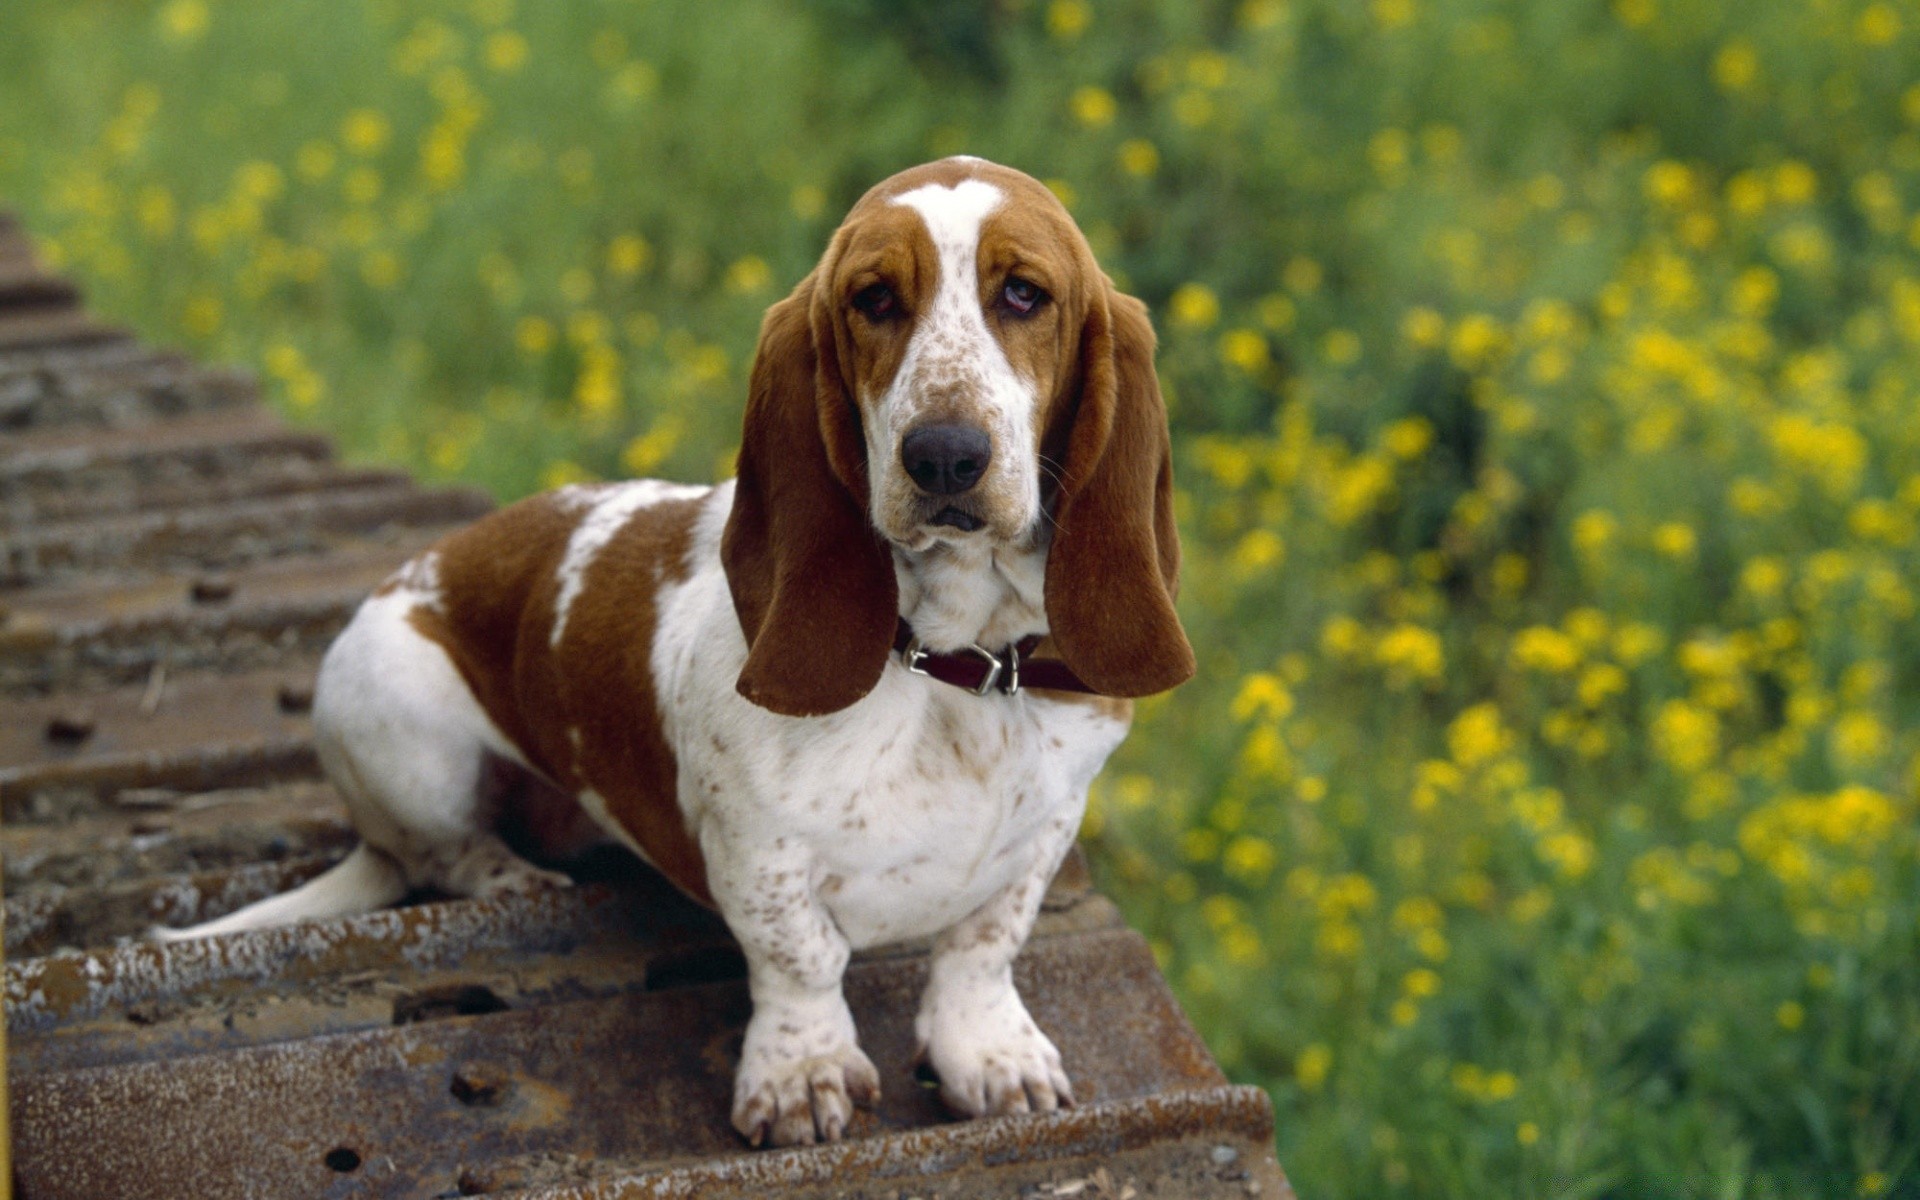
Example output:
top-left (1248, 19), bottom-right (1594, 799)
top-left (1, 215), bottom-right (1292, 1198)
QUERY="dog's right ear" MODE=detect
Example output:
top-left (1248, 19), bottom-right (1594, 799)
top-left (1042, 280), bottom-right (1195, 697)
top-left (721, 272), bottom-right (899, 718)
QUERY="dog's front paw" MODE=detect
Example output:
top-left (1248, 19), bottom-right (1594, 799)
top-left (732, 1018), bottom-right (880, 1147)
top-left (917, 991), bottom-right (1073, 1118)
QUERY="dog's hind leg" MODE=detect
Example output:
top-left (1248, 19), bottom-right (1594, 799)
top-left (152, 583), bottom-right (566, 943)
top-left (150, 843), bottom-right (407, 943)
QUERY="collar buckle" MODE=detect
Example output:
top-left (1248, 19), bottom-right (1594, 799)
top-left (901, 637), bottom-right (1018, 696)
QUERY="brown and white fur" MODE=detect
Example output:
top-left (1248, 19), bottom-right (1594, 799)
top-left (156, 157), bottom-right (1194, 1148)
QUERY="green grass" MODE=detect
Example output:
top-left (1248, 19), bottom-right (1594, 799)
top-left (6, 1), bottom-right (1920, 1195)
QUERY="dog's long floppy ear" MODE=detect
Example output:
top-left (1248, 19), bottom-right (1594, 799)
top-left (1044, 281), bottom-right (1196, 697)
top-left (722, 272), bottom-right (898, 717)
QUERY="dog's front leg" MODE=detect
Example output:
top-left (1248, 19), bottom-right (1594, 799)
top-left (709, 838), bottom-right (878, 1147)
top-left (915, 818), bottom-right (1078, 1118)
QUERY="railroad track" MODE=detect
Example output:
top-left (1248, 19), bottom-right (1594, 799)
top-left (0, 212), bottom-right (1292, 1199)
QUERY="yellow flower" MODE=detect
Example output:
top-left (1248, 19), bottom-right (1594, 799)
top-left (606, 234), bottom-right (652, 277)
top-left (341, 109), bottom-right (392, 155)
top-left (1652, 522), bottom-right (1697, 560)
top-left (1726, 171), bottom-right (1770, 217)
top-left (1372, 0), bottom-right (1416, 30)
top-left (1713, 41), bottom-right (1759, 93)
top-left (1374, 623), bottom-right (1446, 684)
top-left (1447, 704), bottom-right (1510, 769)
top-left (1238, 0), bottom-right (1284, 30)
top-left (788, 184), bottom-right (827, 221)
top-left (1653, 700), bottom-right (1720, 774)
top-left (157, 0), bottom-right (209, 43)
top-left (1571, 510), bottom-right (1617, 556)
top-left (1728, 266), bottom-right (1779, 317)
top-left (1643, 161), bottom-right (1696, 208)
top-left (1047, 0), bottom-right (1091, 39)
top-left (1830, 711), bottom-right (1889, 769)
top-left (1511, 627), bottom-right (1581, 674)
top-left (1071, 85), bottom-right (1116, 127)
top-left (539, 460), bottom-right (595, 489)
top-left (1770, 414), bottom-right (1867, 497)
top-left (608, 61), bottom-right (659, 104)
top-left (1323, 329), bottom-right (1363, 366)
top-left (1541, 831), bottom-right (1595, 879)
top-left (621, 416), bottom-right (684, 475)
top-left (1231, 673), bottom-right (1294, 722)
top-left (1772, 161), bottom-right (1819, 206)
top-left (1321, 615), bottom-right (1366, 659)
top-left (1232, 528), bottom-right (1285, 574)
top-left (1218, 328), bottom-right (1269, 373)
top-left (234, 161), bottom-right (285, 202)
top-left (1117, 138), bottom-right (1160, 178)
top-left (1517, 1122), bottom-right (1540, 1147)
top-left (573, 346), bottom-right (623, 417)
top-left (726, 256), bottom-right (772, 294)
top-left (515, 315), bottom-right (554, 355)
top-left (1326, 456), bottom-right (1391, 524)
top-left (1856, 3), bottom-right (1901, 45)
top-left (484, 30), bottom-right (529, 72)
top-left (1401, 307), bottom-right (1446, 348)
top-left (1224, 836), bottom-right (1277, 881)
top-left (1295, 1044), bottom-right (1332, 1091)
top-left (1369, 128), bottom-right (1410, 178)
top-left (1577, 664), bottom-right (1627, 708)
top-left (1259, 294), bottom-right (1296, 332)
top-left (1612, 0), bottom-right (1654, 28)
top-left (296, 141), bottom-right (337, 181)
top-left (1381, 417), bottom-right (1434, 460)
top-left (181, 292), bottom-right (222, 337)
top-left (1403, 967), bottom-right (1441, 998)
top-left (360, 250), bottom-right (402, 290)
top-left (1221, 923), bottom-right (1264, 965)
top-left (1169, 283), bottom-right (1220, 329)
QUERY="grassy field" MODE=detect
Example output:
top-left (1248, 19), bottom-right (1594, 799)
top-left (5, 0), bottom-right (1920, 1195)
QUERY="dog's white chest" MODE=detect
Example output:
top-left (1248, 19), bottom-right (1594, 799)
top-left (639, 494), bottom-right (1131, 953)
top-left (677, 667), bottom-right (1123, 950)
top-left (803, 691), bottom-right (1106, 947)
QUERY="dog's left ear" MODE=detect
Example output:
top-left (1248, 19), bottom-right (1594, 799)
top-left (1043, 280), bottom-right (1196, 696)
top-left (722, 271), bottom-right (899, 717)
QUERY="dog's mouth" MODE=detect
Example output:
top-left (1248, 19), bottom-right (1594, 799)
top-left (928, 506), bottom-right (984, 533)
top-left (889, 499), bottom-right (993, 551)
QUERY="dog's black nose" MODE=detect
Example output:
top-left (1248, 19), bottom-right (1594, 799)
top-left (901, 423), bottom-right (992, 496)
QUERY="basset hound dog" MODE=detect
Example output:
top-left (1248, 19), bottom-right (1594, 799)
top-left (158, 156), bottom-right (1195, 1147)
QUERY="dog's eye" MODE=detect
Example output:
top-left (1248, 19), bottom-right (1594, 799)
top-left (853, 284), bottom-right (898, 320)
top-left (1001, 277), bottom-right (1046, 316)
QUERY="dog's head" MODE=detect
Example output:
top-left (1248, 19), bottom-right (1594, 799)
top-left (722, 157), bottom-right (1195, 716)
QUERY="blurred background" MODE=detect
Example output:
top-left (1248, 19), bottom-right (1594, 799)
top-left (4, 0), bottom-right (1918, 1195)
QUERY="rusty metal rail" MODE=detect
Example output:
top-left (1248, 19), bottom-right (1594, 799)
top-left (0, 214), bottom-right (1293, 1199)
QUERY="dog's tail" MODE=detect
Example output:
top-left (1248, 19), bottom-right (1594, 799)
top-left (149, 843), bottom-right (408, 943)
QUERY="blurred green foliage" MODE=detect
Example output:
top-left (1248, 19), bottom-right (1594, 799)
top-left (6, 0), bottom-right (1920, 1195)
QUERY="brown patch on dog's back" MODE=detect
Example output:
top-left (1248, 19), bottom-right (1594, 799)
top-left (405, 488), bottom-right (716, 906)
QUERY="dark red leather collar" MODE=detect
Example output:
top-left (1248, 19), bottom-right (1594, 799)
top-left (892, 621), bottom-right (1097, 696)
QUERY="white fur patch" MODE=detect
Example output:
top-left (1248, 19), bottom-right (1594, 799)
top-left (871, 179), bottom-right (1042, 550)
top-left (378, 550), bottom-right (443, 609)
top-left (550, 479), bottom-right (709, 648)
